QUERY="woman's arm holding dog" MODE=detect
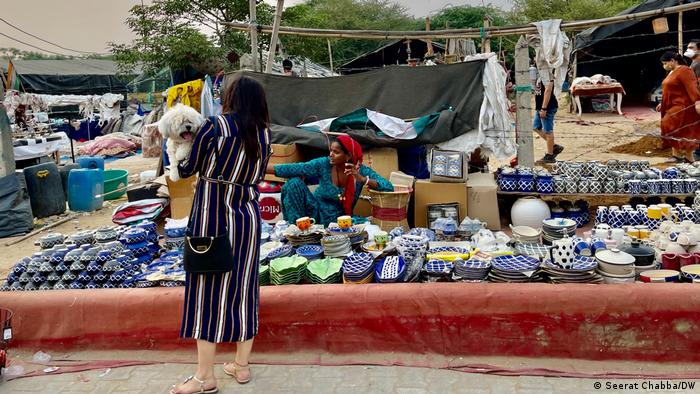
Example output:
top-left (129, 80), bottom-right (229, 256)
top-left (178, 120), bottom-right (215, 178)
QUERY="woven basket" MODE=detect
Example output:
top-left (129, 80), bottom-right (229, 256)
top-left (368, 185), bottom-right (412, 231)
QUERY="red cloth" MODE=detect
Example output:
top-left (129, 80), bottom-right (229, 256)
top-left (337, 135), bottom-right (363, 215)
top-left (660, 66), bottom-right (700, 150)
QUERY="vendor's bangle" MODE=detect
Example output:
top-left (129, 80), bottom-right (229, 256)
top-left (364, 176), bottom-right (370, 186)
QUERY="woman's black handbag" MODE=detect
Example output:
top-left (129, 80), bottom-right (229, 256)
top-left (183, 116), bottom-right (235, 274)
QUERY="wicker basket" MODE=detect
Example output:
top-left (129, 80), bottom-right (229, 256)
top-left (368, 185), bottom-right (412, 231)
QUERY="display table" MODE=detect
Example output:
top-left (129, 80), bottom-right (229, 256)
top-left (13, 132), bottom-right (70, 161)
top-left (572, 83), bottom-right (625, 117)
top-left (3, 284), bottom-right (700, 363)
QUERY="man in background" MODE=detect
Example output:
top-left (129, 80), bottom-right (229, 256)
top-left (533, 77), bottom-right (564, 164)
top-left (282, 59), bottom-right (297, 77)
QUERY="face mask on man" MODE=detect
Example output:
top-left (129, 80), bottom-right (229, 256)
top-left (663, 63), bottom-right (674, 71)
top-left (684, 49), bottom-right (697, 58)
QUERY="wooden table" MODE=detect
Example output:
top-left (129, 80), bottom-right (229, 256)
top-left (571, 83), bottom-right (625, 118)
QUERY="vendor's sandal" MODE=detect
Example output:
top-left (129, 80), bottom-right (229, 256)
top-left (223, 361), bottom-right (251, 384)
top-left (169, 375), bottom-right (218, 394)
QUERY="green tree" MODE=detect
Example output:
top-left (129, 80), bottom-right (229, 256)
top-left (281, 0), bottom-right (419, 68)
top-left (0, 47), bottom-right (71, 60)
top-left (510, 0), bottom-right (643, 23)
top-left (110, 0), bottom-right (274, 76)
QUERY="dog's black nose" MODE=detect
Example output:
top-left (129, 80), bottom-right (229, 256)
top-left (185, 125), bottom-right (192, 131)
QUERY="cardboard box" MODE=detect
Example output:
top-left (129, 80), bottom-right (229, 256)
top-left (364, 148), bottom-right (398, 181)
top-left (266, 144), bottom-right (303, 183)
top-left (413, 180), bottom-right (467, 228)
top-left (166, 176), bottom-right (198, 219)
top-left (467, 172), bottom-right (501, 231)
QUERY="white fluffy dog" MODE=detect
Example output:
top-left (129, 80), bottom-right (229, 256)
top-left (158, 104), bottom-right (205, 181)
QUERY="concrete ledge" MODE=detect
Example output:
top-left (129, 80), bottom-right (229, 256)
top-left (2, 283), bottom-right (700, 362)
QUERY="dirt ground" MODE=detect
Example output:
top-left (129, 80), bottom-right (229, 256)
top-left (0, 103), bottom-right (668, 277)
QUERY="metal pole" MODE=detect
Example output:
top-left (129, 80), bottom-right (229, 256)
top-left (249, 0), bottom-right (259, 72)
top-left (265, 0), bottom-right (285, 74)
top-left (515, 36), bottom-right (534, 167)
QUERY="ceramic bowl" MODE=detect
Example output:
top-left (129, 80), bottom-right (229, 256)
top-left (598, 270), bottom-right (636, 283)
top-left (121, 228), bottom-right (148, 245)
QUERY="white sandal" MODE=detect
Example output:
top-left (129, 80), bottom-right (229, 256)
top-left (170, 375), bottom-right (218, 394)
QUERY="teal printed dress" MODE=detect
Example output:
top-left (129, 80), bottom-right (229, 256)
top-left (274, 157), bottom-right (393, 226)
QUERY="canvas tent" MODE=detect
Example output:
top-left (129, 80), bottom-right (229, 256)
top-left (7, 59), bottom-right (129, 95)
top-left (339, 40), bottom-right (446, 74)
top-left (574, 0), bottom-right (700, 100)
top-left (234, 57), bottom-right (516, 159)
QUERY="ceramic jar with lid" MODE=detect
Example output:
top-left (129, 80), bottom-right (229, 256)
top-left (595, 248), bottom-right (636, 276)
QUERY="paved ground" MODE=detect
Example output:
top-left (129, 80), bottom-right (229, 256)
top-left (3, 362), bottom-right (700, 393)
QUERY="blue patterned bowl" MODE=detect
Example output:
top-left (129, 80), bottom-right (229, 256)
top-left (10, 282), bottom-right (24, 291)
top-left (47, 272), bottom-right (61, 283)
top-left (31, 272), bottom-right (47, 284)
top-left (54, 263), bottom-right (69, 273)
top-left (93, 271), bottom-right (109, 282)
top-left (121, 228), bottom-right (148, 245)
top-left (68, 280), bottom-right (84, 290)
top-left (85, 281), bottom-right (101, 289)
top-left (38, 281), bottom-right (53, 291)
top-left (77, 270), bottom-right (92, 283)
top-left (53, 280), bottom-right (69, 290)
top-left (102, 282), bottom-right (117, 289)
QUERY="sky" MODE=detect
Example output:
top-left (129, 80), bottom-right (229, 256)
top-left (0, 0), bottom-right (512, 56)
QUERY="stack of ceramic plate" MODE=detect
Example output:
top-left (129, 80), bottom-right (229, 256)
top-left (426, 246), bottom-right (472, 261)
top-left (541, 256), bottom-right (603, 284)
top-left (296, 245), bottom-right (324, 260)
top-left (259, 241), bottom-right (284, 263)
top-left (266, 244), bottom-right (294, 261)
top-left (374, 256), bottom-right (406, 283)
top-left (328, 225), bottom-right (368, 247)
top-left (259, 265), bottom-right (270, 286)
top-left (453, 259), bottom-right (491, 281)
top-left (514, 243), bottom-right (552, 259)
top-left (681, 264), bottom-right (700, 282)
top-left (489, 255), bottom-right (542, 283)
top-left (422, 260), bottom-right (454, 282)
top-left (270, 255), bottom-right (308, 285)
top-left (306, 257), bottom-right (343, 284)
top-left (342, 253), bottom-right (375, 283)
top-left (396, 235), bottom-right (429, 282)
top-left (361, 241), bottom-right (396, 259)
top-left (542, 218), bottom-right (577, 244)
top-left (639, 269), bottom-right (680, 283)
top-left (322, 235), bottom-right (352, 257)
top-left (285, 230), bottom-right (324, 247)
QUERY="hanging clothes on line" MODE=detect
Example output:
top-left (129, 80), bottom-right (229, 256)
top-left (200, 75), bottom-right (221, 117)
top-left (166, 79), bottom-right (203, 110)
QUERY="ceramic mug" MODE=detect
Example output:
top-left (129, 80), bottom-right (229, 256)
top-left (573, 239), bottom-right (592, 256)
top-left (374, 231), bottom-right (389, 248)
top-left (550, 237), bottom-right (575, 269)
top-left (610, 228), bottom-right (626, 243)
top-left (594, 224), bottom-right (611, 239)
top-left (662, 253), bottom-right (680, 271)
top-left (680, 253), bottom-right (695, 268)
top-left (647, 206), bottom-right (662, 220)
top-left (590, 238), bottom-right (607, 255)
top-left (637, 226), bottom-right (651, 240)
top-left (296, 217), bottom-right (316, 232)
top-left (337, 215), bottom-right (353, 230)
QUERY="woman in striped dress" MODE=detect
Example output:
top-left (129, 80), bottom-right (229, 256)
top-left (171, 76), bottom-right (271, 394)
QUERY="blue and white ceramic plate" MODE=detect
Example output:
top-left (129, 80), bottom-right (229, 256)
top-left (296, 244), bottom-right (324, 258)
top-left (456, 259), bottom-right (491, 270)
top-left (267, 244), bottom-right (294, 260)
top-left (425, 260), bottom-right (454, 274)
top-left (375, 256), bottom-right (406, 280)
top-left (491, 255), bottom-right (540, 272)
top-left (343, 253), bottom-right (374, 274)
top-left (543, 256), bottom-right (597, 272)
top-left (428, 246), bottom-right (471, 255)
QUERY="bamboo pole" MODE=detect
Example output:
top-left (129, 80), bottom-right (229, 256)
top-left (678, 11), bottom-right (684, 53)
top-left (265, 0), bottom-right (285, 74)
top-left (327, 39), bottom-right (334, 73)
top-left (482, 17), bottom-right (491, 53)
top-left (249, 0), bottom-right (259, 72)
top-left (223, 2), bottom-right (700, 40)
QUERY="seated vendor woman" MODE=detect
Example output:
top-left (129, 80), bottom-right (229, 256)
top-left (266, 135), bottom-right (393, 226)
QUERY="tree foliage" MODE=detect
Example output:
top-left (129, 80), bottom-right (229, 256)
top-left (281, 0), bottom-right (418, 68)
top-left (110, 0), bottom-right (274, 76)
top-left (510, 0), bottom-right (643, 23)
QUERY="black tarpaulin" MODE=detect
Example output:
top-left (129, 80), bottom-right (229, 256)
top-left (230, 60), bottom-right (485, 150)
top-left (12, 59), bottom-right (128, 95)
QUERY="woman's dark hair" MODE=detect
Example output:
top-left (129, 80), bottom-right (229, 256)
top-left (660, 51), bottom-right (687, 65)
top-left (334, 140), bottom-right (349, 156)
top-left (222, 76), bottom-right (269, 159)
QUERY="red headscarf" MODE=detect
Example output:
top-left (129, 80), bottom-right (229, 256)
top-left (336, 135), bottom-right (363, 215)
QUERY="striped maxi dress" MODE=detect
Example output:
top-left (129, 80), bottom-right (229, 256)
top-left (178, 114), bottom-right (271, 343)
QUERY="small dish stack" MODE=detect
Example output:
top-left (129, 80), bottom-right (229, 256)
top-left (681, 265), bottom-right (700, 282)
top-left (396, 235), bottom-right (429, 282)
top-left (542, 218), bottom-right (577, 244)
top-left (595, 248), bottom-right (636, 284)
top-left (322, 235), bottom-right (352, 257)
top-left (259, 265), bottom-right (270, 286)
top-left (266, 244), bottom-right (294, 261)
top-left (453, 259), bottom-right (491, 282)
top-left (327, 225), bottom-right (368, 247)
top-left (295, 245), bottom-right (324, 260)
top-left (285, 227), bottom-right (324, 247)
top-left (306, 258), bottom-right (343, 284)
top-left (422, 260), bottom-right (454, 282)
top-left (489, 255), bottom-right (542, 283)
top-left (270, 256), bottom-right (308, 285)
top-left (514, 243), bottom-right (551, 259)
top-left (342, 253), bottom-right (375, 284)
top-left (374, 256), bottom-right (406, 283)
top-left (541, 256), bottom-right (602, 283)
